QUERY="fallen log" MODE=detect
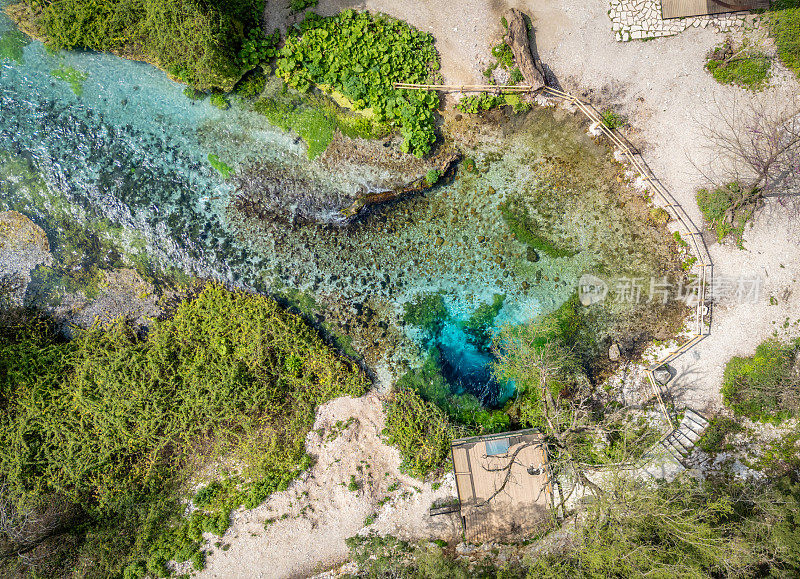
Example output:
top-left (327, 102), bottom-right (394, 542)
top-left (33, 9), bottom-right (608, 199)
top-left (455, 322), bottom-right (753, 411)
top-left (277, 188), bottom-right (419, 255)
top-left (339, 152), bottom-right (461, 220)
top-left (504, 9), bottom-right (546, 92)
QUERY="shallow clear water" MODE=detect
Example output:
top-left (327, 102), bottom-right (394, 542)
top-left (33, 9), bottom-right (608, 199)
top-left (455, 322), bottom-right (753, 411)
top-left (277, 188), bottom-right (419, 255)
top-left (0, 8), bottom-right (676, 404)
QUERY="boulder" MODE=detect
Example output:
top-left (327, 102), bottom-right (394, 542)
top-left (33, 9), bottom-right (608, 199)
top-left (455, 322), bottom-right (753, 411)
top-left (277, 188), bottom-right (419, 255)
top-left (608, 343), bottom-right (621, 361)
top-left (653, 367), bottom-right (672, 386)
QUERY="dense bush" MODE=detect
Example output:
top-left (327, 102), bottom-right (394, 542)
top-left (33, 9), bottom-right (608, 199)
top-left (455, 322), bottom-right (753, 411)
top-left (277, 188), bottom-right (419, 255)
top-left (383, 386), bottom-right (453, 478)
top-left (274, 10), bottom-right (440, 157)
top-left (21, 0), bottom-right (275, 91)
top-left (722, 338), bottom-right (800, 423)
top-left (0, 283), bottom-right (367, 574)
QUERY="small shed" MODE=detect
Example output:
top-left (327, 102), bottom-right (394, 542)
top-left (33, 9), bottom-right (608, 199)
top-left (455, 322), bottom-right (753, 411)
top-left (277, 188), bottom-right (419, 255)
top-left (661, 0), bottom-right (769, 19)
top-left (451, 429), bottom-right (553, 543)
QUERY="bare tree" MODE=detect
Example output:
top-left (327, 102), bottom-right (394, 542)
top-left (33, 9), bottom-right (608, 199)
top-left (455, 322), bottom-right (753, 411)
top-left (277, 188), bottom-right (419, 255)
top-left (492, 319), bottom-right (659, 514)
top-left (700, 96), bottom-right (800, 225)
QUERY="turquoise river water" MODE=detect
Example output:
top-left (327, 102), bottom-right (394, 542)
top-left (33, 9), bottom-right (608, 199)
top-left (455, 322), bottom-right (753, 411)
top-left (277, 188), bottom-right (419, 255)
top-left (0, 7), bottom-right (679, 406)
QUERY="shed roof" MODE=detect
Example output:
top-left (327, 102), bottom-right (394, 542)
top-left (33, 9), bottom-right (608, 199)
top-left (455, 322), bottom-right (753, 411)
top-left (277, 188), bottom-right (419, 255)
top-left (451, 429), bottom-right (552, 543)
top-left (661, 0), bottom-right (768, 19)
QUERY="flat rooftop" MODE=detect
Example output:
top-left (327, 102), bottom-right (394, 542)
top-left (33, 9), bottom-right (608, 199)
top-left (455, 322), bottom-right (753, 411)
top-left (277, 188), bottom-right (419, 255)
top-left (661, 0), bottom-right (769, 19)
top-left (452, 429), bottom-right (552, 543)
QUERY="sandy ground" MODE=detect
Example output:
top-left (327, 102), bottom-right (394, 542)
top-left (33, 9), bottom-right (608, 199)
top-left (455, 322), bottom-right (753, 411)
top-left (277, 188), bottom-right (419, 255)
top-left (207, 1), bottom-right (800, 576)
top-left (199, 395), bottom-right (461, 578)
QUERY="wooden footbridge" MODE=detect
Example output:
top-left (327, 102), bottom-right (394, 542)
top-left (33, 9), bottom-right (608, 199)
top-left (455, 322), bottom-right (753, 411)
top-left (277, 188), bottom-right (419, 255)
top-left (396, 81), bottom-right (713, 432)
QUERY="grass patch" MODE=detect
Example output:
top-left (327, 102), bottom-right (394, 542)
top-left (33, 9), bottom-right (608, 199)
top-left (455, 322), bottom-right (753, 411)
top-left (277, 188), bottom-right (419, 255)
top-left (769, 0), bottom-right (800, 79)
top-left (456, 93), bottom-right (531, 114)
top-left (696, 182), bottom-right (753, 248)
top-left (51, 65), bottom-right (88, 96)
top-left (722, 338), bottom-right (800, 423)
top-left (705, 53), bottom-right (771, 90)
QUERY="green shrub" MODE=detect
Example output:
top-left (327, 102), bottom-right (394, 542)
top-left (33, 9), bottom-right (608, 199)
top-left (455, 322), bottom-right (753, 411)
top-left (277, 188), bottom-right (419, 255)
top-left (722, 338), bottom-right (800, 423)
top-left (705, 54), bottom-right (771, 90)
top-left (424, 168), bottom-right (442, 185)
top-left (184, 87), bottom-right (206, 100)
top-left (697, 416), bottom-right (743, 453)
top-left (0, 283), bottom-right (367, 574)
top-left (234, 69), bottom-right (268, 99)
top-left (491, 42), bottom-right (514, 69)
top-left (274, 10), bottom-right (440, 157)
top-left (509, 67), bottom-right (525, 84)
top-left (600, 109), bottom-right (627, 129)
top-left (290, 0), bottom-right (318, 11)
top-left (24, 0), bottom-right (276, 91)
top-left (769, 0), bottom-right (800, 79)
top-left (696, 182), bottom-right (752, 247)
top-left (383, 386), bottom-right (453, 478)
top-left (210, 93), bottom-right (230, 110)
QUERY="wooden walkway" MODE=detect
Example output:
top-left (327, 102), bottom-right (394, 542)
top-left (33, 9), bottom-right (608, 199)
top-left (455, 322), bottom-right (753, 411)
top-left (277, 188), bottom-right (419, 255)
top-left (395, 82), bottom-right (713, 430)
top-left (661, 0), bottom-right (769, 19)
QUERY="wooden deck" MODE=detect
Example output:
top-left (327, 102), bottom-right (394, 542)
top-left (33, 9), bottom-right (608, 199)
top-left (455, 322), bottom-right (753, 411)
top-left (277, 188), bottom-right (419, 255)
top-left (661, 0), bottom-right (769, 19)
top-left (452, 430), bottom-right (552, 543)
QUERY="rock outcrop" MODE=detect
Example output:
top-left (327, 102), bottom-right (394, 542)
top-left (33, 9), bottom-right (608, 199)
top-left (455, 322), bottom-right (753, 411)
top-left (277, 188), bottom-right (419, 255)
top-left (0, 211), bottom-right (52, 305)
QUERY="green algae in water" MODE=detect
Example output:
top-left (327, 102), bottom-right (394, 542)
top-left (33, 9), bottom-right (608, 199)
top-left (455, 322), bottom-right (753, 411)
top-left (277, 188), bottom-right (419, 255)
top-left (208, 154), bottom-right (234, 178)
top-left (51, 65), bottom-right (88, 96)
top-left (0, 29), bottom-right (29, 64)
top-left (463, 293), bottom-right (505, 349)
top-left (499, 200), bottom-right (577, 259)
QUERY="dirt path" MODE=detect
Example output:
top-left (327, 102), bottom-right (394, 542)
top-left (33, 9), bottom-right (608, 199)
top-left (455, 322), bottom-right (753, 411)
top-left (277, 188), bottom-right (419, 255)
top-left (198, 394), bottom-right (461, 578)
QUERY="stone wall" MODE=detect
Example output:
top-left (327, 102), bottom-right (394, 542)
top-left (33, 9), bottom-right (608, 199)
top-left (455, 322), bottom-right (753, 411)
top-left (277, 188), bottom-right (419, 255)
top-left (609, 0), bottom-right (754, 41)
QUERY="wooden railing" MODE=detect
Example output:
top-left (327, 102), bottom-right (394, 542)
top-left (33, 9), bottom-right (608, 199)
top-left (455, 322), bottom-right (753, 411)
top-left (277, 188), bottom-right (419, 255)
top-left (395, 82), bottom-right (714, 427)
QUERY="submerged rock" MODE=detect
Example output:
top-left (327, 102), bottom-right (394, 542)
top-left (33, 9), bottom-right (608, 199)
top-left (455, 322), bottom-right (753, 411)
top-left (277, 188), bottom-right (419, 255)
top-left (0, 211), bottom-right (52, 305)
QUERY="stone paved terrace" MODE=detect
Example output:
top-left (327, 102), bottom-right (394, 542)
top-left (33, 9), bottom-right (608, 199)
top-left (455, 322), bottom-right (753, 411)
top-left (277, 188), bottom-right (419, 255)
top-left (609, 0), bottom-right (758, 41)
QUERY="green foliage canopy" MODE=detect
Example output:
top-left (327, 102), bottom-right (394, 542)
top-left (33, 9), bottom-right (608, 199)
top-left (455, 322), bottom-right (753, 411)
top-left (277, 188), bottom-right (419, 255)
top-left (722, 337), bottom-right (800, 423)
top-left (0, 284), bottom-right (367, 574)
top-left (23, 0), bottom-right (275, 91)
top-left (275, 10), bottom-right (440, 157)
